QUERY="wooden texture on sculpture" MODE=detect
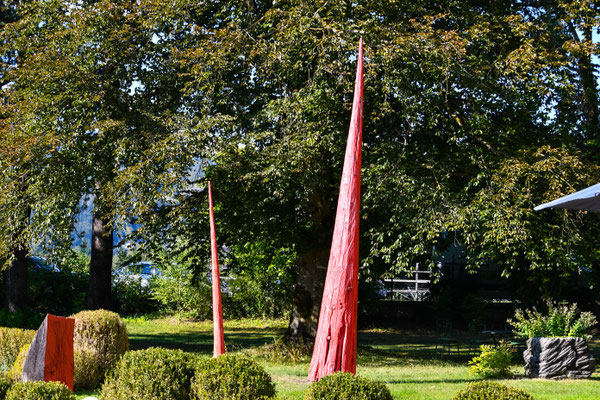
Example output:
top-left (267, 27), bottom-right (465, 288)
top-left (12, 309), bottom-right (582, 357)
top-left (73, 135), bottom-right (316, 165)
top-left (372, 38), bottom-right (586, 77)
top-left (209, 181), bottom-right (226, 357)
top-left (22, 314), bottom-right (75, 390)
top-left (308, 39), bottom-right (364, 382)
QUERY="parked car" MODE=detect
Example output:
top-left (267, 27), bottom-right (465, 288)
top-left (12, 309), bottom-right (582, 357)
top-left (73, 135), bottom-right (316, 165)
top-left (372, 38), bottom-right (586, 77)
top-left (30, 256), bottom-right (60, 272)
top-left (114, 261), bottom-right (162, 288)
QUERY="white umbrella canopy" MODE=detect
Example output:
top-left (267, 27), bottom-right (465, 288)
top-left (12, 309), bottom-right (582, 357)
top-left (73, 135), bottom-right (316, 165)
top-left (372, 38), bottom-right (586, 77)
top-left (534, 183), bottom-right (600, 212)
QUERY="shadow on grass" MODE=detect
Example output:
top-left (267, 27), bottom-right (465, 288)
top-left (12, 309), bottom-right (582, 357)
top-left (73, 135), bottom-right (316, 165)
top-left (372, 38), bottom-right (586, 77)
top-left (128, 321), bottom-right (540, 369)
top-left (129, 327), bottom-right (285, 354)
top-left (357, 330), bottom-right (478, 367)
top-left (386, 378), bottom-right (473, 384)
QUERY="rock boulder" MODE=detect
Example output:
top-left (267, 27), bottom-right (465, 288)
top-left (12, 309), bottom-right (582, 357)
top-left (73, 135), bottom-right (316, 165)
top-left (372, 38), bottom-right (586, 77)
top-left (523, 337), bottom-right (595, 379)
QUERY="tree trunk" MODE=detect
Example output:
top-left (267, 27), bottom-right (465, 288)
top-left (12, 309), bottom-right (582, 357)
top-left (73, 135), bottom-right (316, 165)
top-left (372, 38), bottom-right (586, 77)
top-left (287, 248), bottom-right (329, 342)
top-left (577, 52), bottom-right (599, 143)
top-left (569, 25), bottom-right (600, 158)
top-left (4, 204), bottom-right (31, 313)
top-left (87, 212), bottom-right (113, 310)
top-left (4, 245), bottom-right (28, 312)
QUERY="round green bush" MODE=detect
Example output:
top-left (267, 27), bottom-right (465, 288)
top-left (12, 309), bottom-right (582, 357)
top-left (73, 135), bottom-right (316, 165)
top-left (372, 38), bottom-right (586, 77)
top-left (100, 347), bottom-right (197, 400)
top-left (303, 372), bottom-right (392, 400)
top-left (5, 381), bottom-right (74, 400)
top-left (0, 328), bottom-right (35, 373)
top-left (452, 381), bottom-right (534, 400)
top-left (191, 353), bottom-right (275, 400)
top-left (70, 309), bottom-right (128, 389)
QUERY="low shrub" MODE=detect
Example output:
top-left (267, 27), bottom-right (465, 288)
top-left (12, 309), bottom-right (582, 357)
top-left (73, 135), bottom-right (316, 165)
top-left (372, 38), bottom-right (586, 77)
top-left (469, 340), bottom-right (514, 378)
top-left (5, 381), bottom-right (74, 400)
top-left (508, 301), bottom-right (597, 339)
top-left (191, 353), bottom-right (275, 400)
top-left (0, 328), bottom-right (35, 372)
top-left (452, 381), bottom-right (534, 400)
top-left (251, 337), bottom-right (312, 363)
top-left (100, 347), bottom-right (197, 400)
top-left (70, 309), bottom-right (128, 389)
top-left (0, 373), bottom-right (12, 398)
top-left (9, 344), bottom-right (29, 382)
top-left (303, 372), bottom-right (392, 400)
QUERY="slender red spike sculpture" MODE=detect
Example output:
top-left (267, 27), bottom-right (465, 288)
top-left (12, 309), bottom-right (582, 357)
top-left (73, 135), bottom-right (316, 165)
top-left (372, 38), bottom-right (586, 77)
top-left (308, 38), bottom-right (364, 382)
top-left (208, 181), bottom-right (225, 357)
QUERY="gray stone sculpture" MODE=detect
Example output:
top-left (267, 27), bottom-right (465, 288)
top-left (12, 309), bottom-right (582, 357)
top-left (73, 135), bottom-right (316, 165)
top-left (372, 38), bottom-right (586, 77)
top-left (524, 337), bottom-right (595, 379)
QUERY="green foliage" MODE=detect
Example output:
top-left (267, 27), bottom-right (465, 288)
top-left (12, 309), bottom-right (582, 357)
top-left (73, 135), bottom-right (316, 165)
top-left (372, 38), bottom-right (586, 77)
top-left (224, 241), bottom-right (295, 319)
top-left (70, 310), bottom-right (129, 390)
top-left (303, 372), bottom-right (393, 400)
top-left (508, 301), bottom-right (597, 339)
top-left (469, 341), bottom-right (514, 379)
top-left (0, 373), bottom-right (11, 399)
top-left (101, 347), bottom-right (197, 400)
top-left (451, 147), bottom-right (600, 299)
top-left (191, 354), bottom-right (275, 400)
top-left (112, 277), bottom-right (157, 316)
top-left (150, 242), bottom-right (212, 322)
top-left (0, 0), bottom-right (197, 292)
top-left (452, 381), bottom-right (534, 400)
top-left (9, 344), bottom-right (28, 383)
top-left (29, 262), bottom-right (88, 317)
top-left (5, 381), bottom-right (74, 400)
top-left (0, 328), bottom-right (35, 372)
top-left (2, 0), bottom-right (600, 335)
top-left (0, 310), bottom-right (44, 330)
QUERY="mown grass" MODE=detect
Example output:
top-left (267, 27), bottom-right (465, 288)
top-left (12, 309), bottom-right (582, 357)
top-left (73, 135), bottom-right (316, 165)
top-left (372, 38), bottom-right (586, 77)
top-left (75, 317), bottom-right (600, 399)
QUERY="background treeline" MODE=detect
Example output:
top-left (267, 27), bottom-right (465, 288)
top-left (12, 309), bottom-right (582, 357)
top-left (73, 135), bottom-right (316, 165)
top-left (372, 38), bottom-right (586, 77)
top-left (1, 0), bottom-right (600, 338)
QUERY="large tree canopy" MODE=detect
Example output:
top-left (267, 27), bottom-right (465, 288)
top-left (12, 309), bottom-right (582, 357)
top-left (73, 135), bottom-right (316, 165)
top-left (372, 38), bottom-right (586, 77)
top-left (1, 0), bottom-right (599, 334)
top-left (0, 0), bottom-right (198, 308)
top-left (156, 0), bottom-right (600, 337)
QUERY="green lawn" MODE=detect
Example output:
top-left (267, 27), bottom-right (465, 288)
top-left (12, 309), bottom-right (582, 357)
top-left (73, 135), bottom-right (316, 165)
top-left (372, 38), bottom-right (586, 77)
top-left (76, 316), bottom-right (600, 399)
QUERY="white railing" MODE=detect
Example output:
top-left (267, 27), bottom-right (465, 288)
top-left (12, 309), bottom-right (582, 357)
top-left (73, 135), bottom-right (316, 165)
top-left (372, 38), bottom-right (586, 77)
top-left (383, 265), bottom-right (432, 301)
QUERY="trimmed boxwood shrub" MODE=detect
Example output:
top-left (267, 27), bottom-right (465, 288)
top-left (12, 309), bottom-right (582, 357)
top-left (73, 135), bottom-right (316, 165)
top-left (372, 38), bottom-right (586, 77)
top-left (304, 372), bottom-right (392, 400)
top-left (101, 347), bottom-right (197, 400)
top-left (0, 373), bottom-right (12, 399)
top-left (70, 309), bottom-right (128, 389)
top-left (0, 328), bottom-right (35, 373)
top-left (191, 353), bottom-right (275, 400)
top-left (8, 344), bottom-right (29, 383)
top-left (5, 381), bottom-right (74, 400)
top-left (452, 381), bottom-right (534, 400)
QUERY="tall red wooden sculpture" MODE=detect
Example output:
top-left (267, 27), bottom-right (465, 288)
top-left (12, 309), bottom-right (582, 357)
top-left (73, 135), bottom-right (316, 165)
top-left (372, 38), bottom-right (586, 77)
top-left (22, 314), bottom-right (75, 390)
top-left (208, 181), bottom-right (225, 357)
top-left (308, 38), bottom-right (364, 381)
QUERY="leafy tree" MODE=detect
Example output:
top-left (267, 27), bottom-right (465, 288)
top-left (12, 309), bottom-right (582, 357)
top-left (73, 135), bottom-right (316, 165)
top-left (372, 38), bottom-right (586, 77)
top-left (156, 0), bottom-right (600, 338)
top-left (2, 0), bottom-right (599, 336)
top-left (0, 0), bottom-right (195, 310)
top-left (0, 0), bottom-right (35, 312)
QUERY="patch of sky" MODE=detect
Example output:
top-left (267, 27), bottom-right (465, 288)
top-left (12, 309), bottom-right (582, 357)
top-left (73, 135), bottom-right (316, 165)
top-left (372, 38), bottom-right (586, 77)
top-left (128, 80), bottom-right (144, 95)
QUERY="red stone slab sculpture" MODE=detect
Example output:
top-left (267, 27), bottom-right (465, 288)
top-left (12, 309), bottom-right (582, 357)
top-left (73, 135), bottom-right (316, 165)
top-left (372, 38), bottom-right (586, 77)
top-left (209, 181), bottom-right (226, 357)
top-left (22, 314), bottom-right (75, 390)
top-left (308, 38), bottom-right (364, 382)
